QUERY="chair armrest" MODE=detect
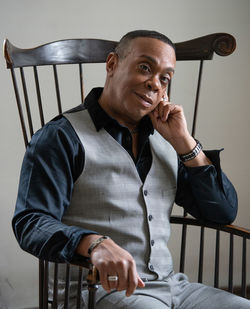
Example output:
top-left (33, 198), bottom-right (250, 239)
top-left (170, 215), bottom-right (250, 238)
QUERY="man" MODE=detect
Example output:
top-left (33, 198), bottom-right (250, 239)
top-left (13, 30), bottom-right (249, 308)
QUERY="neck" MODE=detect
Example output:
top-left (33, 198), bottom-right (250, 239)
top-left (98, 89), bottom-right (139, 133)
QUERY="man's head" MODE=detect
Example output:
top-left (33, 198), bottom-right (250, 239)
top-left (115, 30), bottom-right (176, 60)
top-left (100, 30), bottom-right (176, 128)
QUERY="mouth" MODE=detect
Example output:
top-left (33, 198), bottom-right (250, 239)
top-left (134, 92), bottom-right (153, 107)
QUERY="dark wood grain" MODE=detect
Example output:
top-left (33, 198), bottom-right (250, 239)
top-left (4, 33), bottom-right (236, 69)
top-left (170, 215), bottom-right (250, 238)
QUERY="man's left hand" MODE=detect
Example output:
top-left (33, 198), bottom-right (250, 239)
top-left (149, 99), bottom-right (212, 167)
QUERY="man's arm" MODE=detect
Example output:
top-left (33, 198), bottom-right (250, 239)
top-left (149, 101), bottom-right (238, 224)
top-left (13, 116), bottom-right (143, 296)
top-left (12, 117), bottom-right (98, 263)
top-left (175, 150), bottom-right (238, 223)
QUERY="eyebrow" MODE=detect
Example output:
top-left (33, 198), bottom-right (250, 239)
top-left (139, 54), bottom-right (175, 74)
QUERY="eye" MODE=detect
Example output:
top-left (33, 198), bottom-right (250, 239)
top-left (139, 63), bottom-right (151, 73)
top-left (160, 75), bottom-right (170, 85)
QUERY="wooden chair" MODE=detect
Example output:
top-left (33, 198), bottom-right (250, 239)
top-left (4, 33), bottom-right (250, 309)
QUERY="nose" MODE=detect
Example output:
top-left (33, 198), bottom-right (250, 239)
top-left (145, 75), bottom-right (161, 92)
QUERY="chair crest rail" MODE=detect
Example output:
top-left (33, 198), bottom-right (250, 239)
top-left (3, 33), bottom-right (236, 68)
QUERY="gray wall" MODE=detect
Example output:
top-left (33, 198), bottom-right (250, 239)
top-left (0, 0), bottom-right (249, 308)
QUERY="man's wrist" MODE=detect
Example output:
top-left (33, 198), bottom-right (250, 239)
top-left (178, 139), bottom-right (203, 163)
top-left (169, 135), bottom-right (196, 155)
top-left (88, 236), bottom-right (110, 256)
top-left (168, 135), bottom-right (212, 167)
top-left (76, 234), bottom-right (104, 257)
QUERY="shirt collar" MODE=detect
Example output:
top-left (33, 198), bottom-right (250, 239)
top-left (84, 87), bottom-right (154, 136)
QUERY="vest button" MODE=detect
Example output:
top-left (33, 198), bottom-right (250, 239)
top-left (151, 240), bottom-right (155, 246)
top-left (148, 214), bottom-right (153, 221)
top-left (144, 190), bottom-right (148, 196)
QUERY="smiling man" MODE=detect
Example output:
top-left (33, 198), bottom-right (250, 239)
top-left (13, 30), bottom-right (250, 308)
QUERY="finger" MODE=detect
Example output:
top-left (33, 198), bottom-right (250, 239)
top-left (162, 104), bottom-right (172, 122)
top-left (107, 273), bottom-right (119, 291)
top-left (137, 276), bottom-right (145, 288)
top-left (116, 263), bottom-right (129, 292)
top-left (125, 263), bottom-right (138, 297)
top-left (99, 268), bottom-right (111, 293)
top-left (158, 103), bottom-right (172, 122)
top-left (158, 101), bottom-right (164, 119)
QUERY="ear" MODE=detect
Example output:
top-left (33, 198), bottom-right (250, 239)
top-left (106, 52), bottom-right (119, 76)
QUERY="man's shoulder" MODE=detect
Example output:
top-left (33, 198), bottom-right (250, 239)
top-left (45, 104), bottom-right (87, 133)
top-left (30, 111), bottom-right (83, 150)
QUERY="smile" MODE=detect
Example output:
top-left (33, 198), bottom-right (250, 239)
top-left (134, 92), bottom-right (153, 107)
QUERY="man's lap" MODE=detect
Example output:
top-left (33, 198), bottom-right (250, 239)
top-left (96, 273), bottom-right (250, 309)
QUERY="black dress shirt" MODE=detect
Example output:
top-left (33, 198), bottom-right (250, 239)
top-left (12, 87), bottom-right (238, 263)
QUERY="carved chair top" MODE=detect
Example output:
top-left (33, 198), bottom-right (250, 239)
top-left (3, 33), bottom-right (236, 68)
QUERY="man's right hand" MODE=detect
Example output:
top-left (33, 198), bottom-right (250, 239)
top-left (76, 235), bottom-right (145, 296)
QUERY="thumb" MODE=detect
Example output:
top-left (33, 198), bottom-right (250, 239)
top-left (137, 276), bottom-right (145, 288)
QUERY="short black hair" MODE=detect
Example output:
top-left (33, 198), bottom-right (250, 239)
top-left (115, 30), bottom-right (176, 58)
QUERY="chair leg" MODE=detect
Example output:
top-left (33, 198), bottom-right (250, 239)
top-left (86, 265), bottom-right (99, 309)
top-left (39, 260), bottom-right (44, 309)
top-left (88, 284), bottom-right (99, 309)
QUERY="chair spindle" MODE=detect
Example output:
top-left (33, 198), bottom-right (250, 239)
top-left (241, 237), bottom-right (247, 297)
top-left (52, 263), bottom-right (58, 309)
top-left (76, 267), bottom-right (83, 309)
top-left (10, 68), bottom-right (28, 147)
top-left (79, 63), bottom-right (84, 104)
top-left (64, 264), bottom-right (71, 308)
top-left (53, 65), bottom-right (63, 114)
top-left (33, 66), bottom-right (45, 127)
top-left (191, 60), bottom-right (204, 137)
top-left (198, 226), bottom-right (205, 283)
top-left (214, 230), bottom-right (220, 288)
top-left (228, 233), bottom-right (234, 292)
top-left (20, 67), bottom-right (34, 138)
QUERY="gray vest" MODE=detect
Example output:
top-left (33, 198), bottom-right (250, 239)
top-left (63, 110), bottom-right (178, 281)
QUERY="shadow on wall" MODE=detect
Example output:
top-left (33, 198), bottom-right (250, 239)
top-left (0, 277), bottom-right (14, 309)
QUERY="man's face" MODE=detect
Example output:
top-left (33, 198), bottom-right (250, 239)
top-left (107, 37), bottom-right (176, 125)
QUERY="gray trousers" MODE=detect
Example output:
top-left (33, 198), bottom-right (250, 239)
top-left (95, 273), bottom-right (250, 309)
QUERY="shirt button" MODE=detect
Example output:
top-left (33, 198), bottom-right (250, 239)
top-left (148, 214), bottom-right (153, 221)
top-left (144, 190), bottom-right (148, 196)
top-left (151, 240), bottom-right (155, 246)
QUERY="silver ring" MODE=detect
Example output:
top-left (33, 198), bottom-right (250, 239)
top-left (107, 275), bottom-right (118, 282)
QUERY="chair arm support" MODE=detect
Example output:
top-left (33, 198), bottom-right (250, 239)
top-left (72, 258), bottom-right (100, 285)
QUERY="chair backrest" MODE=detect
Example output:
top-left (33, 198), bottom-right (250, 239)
top-left (4, 33), bottom-right (240, 308)
top-left (4, 33), bottom-right (236, 147)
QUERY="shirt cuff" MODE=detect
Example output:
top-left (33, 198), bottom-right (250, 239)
top-left (59, 228), bottom-right (98, 263)
top-left (183, 149), bottom-right (224, 189)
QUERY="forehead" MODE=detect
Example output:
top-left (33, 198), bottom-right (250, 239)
top-left (125, 37), bottom-right (176, 67)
